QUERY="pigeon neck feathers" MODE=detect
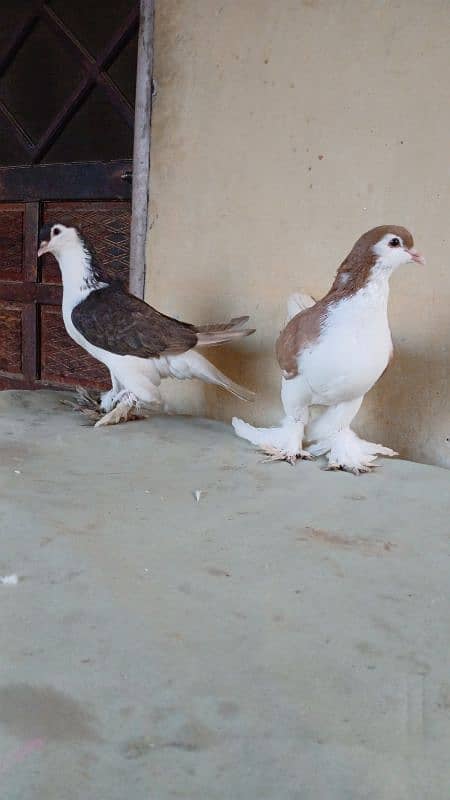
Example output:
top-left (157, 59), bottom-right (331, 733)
top-left (76, 235), bottom-right (108, 289)
top-left (58, 234), bottom-right (109, 304)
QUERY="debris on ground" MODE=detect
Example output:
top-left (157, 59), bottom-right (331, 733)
top-left (0, 574), bottom-right (18, 585)
top-left (193, 490), bottom-right (204, 503)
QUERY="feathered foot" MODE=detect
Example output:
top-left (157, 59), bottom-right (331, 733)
top-left (61, 386), bottom-right (154, 427)
top-left (95, 391), bottom-right (146, 428)
top-left (309, 430), bottom-right (398, 475)
top-left (259, 445), bottom-right (313, 466)
top-left (326, 461), bottom-right (376, 476)
top-left (233, 416), bottom-right (311, 465)
top-left (100, 387), bottom-right (120, 412)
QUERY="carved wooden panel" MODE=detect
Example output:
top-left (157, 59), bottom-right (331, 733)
top-left (40, 201), bottom-right (131, 286)
top-left (0, 204), bottom-right (24, 280)
top-left (0, 301), bottom-right (23, 373)
top-left (0, 197), bottom-right (131, 391)
top-left (39, 304), bottom-right (109, 388)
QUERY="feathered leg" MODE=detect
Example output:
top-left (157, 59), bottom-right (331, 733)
top-left (233, 375), bottom-right (312, 464)
top-left (95, 390), bottom-right (138, 427)
top-left (100, 371), bottom-right (122, 412)
top-left (95, 371), bottom-right (163, 428)
top-left (306, 397), bottom-right (398, 474)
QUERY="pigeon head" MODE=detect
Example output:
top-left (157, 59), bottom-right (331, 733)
top-left (331, 225), bottom-right (425, 295)
top-left (38, 223), bottom-right (106, 288)
top-left (370, 226), bottom-right (425, 270)
top-left (37, 223), bottom-right (81, 259)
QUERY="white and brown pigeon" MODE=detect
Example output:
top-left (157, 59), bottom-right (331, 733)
top-left (233, 225), bottom-right (425, 474)
top-left (38, 223), bottom-right (255, 426)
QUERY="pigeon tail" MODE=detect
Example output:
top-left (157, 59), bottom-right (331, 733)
top-left (196, 316), bottom-right (255, 347)
top-left (195, 360), bottom-right (255, 402)
top-left (167, 350), bottom-right (255, 402)
top-left (286, 292), bottom-right (315, 321)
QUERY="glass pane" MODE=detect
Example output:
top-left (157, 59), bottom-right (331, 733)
top-left (0, 114), bottom-right (31, 166)
top-left (107, 31), bottom-right (138, 106)
top-left (48, 0), bottom-right (137, 58)
top-left (0, 19), bottom-right (84, 143)
top-left (42, 85), bottom-right (133, 163)
top-left (0, 0), bottom-right (35, 58)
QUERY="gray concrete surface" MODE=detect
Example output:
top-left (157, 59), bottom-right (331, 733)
top-left (0, 390), bottom-right (449, 800)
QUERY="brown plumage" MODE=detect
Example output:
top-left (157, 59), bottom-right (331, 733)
top-left (276, 225), bottom-right (415, 379)
top-left (72, 285), bottom-right (255, 358)
top-left (276, 303), bottom-right (323, 379)
top-left (327, 225), bottom-right (414, 299)
top-left (234, 223), bottom-right (422, 473)
top-left (37, 222), bottom-right (257, 422)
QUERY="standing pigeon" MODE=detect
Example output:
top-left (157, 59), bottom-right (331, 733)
top-left (38, 223), bottom-right (255, 426)
top-left (233, 226), bottom-right (425, 474)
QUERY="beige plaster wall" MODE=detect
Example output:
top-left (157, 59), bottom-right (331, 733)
top-left (147, 0), bottom-right (450, 469)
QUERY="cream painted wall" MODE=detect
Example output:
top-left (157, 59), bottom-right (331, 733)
top-left (147, 0), bottom-right (450, 469)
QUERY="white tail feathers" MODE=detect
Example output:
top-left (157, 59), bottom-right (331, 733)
top-left (211, 370), bottom-right (255, 402)
top-left (232, 417), bottom-right (299, 450)
top-left (286, 292), bottom-right (315, 321)
top-left (173, 350), bottom-right (254, 402)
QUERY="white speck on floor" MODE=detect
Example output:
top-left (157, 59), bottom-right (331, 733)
top-left (0, 574), bottom-right (18, 585)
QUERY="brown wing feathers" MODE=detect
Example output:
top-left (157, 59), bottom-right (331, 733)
top-left (72, 287), bottom-right (198, 358)
top-left (276, 303), bottom-right (323, 379)
top-left (72, 285), bottom-right (254, 358)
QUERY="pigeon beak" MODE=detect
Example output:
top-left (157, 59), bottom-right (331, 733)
top-left (407, 248), bottom-right (426, 266)
top-left (37, 241), bottom-right (49, 257)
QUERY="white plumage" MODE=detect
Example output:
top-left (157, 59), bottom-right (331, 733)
top-left (38, 224), bottom-right (254, 426)
top-left (233, 226), bottom-right (424, 474)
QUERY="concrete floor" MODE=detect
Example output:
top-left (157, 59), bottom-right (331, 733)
top-left (0, 390), bottom-right (449, 800)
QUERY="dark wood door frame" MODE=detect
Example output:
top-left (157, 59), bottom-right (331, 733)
top-left (0, 160), bottom-right (132, 203)
top-left (129, 0), bottom-right (155, 298)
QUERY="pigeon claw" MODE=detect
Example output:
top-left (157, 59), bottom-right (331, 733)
top-left (95, 400), bottom-right (132, 427)
top-left (94, 391), bottom-right (141, 428)
top-left (259, 446), bottom-right (313, 466)
top-left (325, 461), bottom-right (378, 476)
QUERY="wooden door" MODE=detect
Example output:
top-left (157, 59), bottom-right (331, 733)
top-left (0, 0), bottom-right (139, 391)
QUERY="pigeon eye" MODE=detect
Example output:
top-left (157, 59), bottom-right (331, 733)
top-left (389, 237), bottom-right (401, 247)
top-left (53, 227), bottom-right (61, 236)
